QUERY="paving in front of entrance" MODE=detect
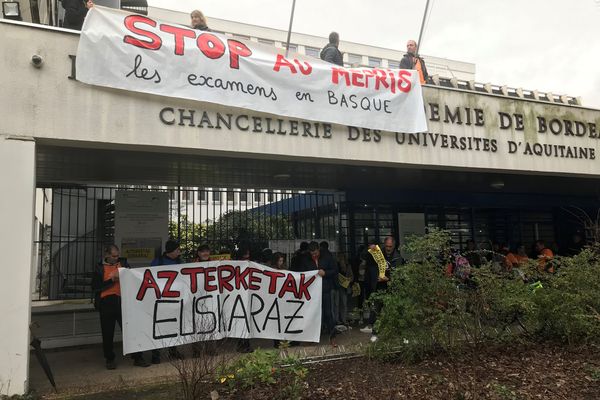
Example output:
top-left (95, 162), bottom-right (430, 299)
top-left (30, 329), bottom-right (369, 397)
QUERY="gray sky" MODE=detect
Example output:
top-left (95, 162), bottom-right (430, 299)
top-left (148, 0), bottom-right (600, 108)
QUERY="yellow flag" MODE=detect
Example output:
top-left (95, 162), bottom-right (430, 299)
top-left (368, 245), bottom-right (388, 280)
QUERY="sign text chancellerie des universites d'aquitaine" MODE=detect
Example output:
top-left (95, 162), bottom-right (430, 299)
top-left (157, 103), bottom-right (598, 161)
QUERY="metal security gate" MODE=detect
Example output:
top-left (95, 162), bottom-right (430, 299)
top-left (33, 185), bottom-right (341, 301)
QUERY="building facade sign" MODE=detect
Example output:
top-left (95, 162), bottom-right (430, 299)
top-left (76, 7), bottom-right (427, 133)
top-left (2, 21), bottom-right (600, 177)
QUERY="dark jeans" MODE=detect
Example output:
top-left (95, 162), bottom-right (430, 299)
top-left (322, 288), bottom-right (336, 336)
top-left (364, 266), bottom-right (386, 326)
top-left (99, 295), bottom-right (123, 362)
top-left (99, 295), bottom-right (143, 361)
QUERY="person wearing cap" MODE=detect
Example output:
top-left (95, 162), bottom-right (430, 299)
top-left (151, 239), bottom-right (183, 266)
top-left (149, 239), bottom-right (183, 363)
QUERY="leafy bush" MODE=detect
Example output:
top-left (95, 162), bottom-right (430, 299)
top-left (217, 349), bottom-right (307, 400)
top-left (530, 248), bottom-right (600, 344)
top-left (369, 229), bottom-right (600, 362)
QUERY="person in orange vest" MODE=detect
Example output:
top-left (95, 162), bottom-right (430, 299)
top-left (92, 244), bottom-right (149, 370)
top-left (399, 40), bottom-right (429, 85)
top-left (505, 244), bottom-right (530, 271)
top-left (534, 240), bottom-right (555, 273)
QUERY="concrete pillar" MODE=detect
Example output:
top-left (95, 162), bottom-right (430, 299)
top-left (0, 136), bottom-right (35, 396)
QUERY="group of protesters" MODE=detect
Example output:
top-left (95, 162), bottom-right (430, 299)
top-left (91, 230), bottom-right (584, 369)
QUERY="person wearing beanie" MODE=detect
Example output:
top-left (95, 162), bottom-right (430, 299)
top-left (151, 239), bottom-right (182, 266)
top-left (149, 239), bottom-right (184, 363)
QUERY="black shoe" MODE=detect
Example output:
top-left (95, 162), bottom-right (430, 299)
top-left (106, 360), bottom-right (117, 370)
top-left (133, 357), bottom-right (150, 367)
top-left (151, 355), bottom-right (161, 364)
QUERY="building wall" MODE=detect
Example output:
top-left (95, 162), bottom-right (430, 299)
top-left (0, 136), bottom-right (35, 396)
top-left (1, 21), bottom-right (599, 180)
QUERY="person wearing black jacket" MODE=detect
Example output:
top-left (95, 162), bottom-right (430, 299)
top-left (399, 39), bottom-right (429, 84)
top-left (61, 0), bottom-right (94, 30)
top-left (91, 244), bottom-right (149, 369)
top-left (382, 236), bottom-right (403, 280)
top-left (300, 241), bottom-right (339, 344)
top-left (320, 32), bottom-right (344, 66)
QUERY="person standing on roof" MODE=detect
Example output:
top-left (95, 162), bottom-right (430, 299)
top-left (190, 9), bottom-right (211, 31)
top-left (62, 0), bottom-right (94, 30)
top-left (400, 39), bottom-right (429, 85)
top-left (320, 32), bottom-right (344, 66)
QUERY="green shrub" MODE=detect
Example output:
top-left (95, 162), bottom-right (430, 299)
top-left (217, 349), bottom-right (307, 400)
top-left (531, 248), bottom-right (600, 344)
top-left (369, 230), bottom-right (600, 362)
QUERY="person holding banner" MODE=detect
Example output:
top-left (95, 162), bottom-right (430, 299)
top-left (190, 9), bottom-right (211, 31)
top-left (301, 241), bottom-right (339, 344)
top-left (400, 40), bottom-right (429, 85)
top-left (320, 32), bottom-right (344, 66)
top-left (91, 245), bottom-right (149, 369)
top-left (150, 240), bottom-right (184, 362)
top-left (151, 239), bottom-right (183, 267)
top-left (192, 244), bottom-right (211, 262)
top-left (359, 239), bottom-right (390, 336)
top-left (62, 0), bottom-right (94, 30)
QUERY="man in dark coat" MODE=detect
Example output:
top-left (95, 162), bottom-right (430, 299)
top-left (399, 39), bottom-right (429, 84)
top-left (62, 0), bottom-right (94, 30)
top-left (320, 32), bottom-right (344, 66)
top-left (300, 241), bottom-right (338, 343)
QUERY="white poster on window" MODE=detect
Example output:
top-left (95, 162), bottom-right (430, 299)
top-left (115, 191), bottom-right (169, 267)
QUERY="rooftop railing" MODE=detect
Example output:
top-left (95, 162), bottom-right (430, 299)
top-left (427, 75), bottom-right (582, 106)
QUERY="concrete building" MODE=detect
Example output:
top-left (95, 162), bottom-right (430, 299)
top-left (0, 4), bottom-right (598, 396)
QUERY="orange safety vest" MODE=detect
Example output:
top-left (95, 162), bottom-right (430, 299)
top-left (101, 262), bottom-right (122, 298)
top-left (414, 58), bottom-right (426, 85)
top-left (537, 248), bottom-right (554, 273)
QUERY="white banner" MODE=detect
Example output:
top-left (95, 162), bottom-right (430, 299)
top-left (120, 261), bottom-right (322, 354)
top-left (76, 7), bottom-right (427, 133)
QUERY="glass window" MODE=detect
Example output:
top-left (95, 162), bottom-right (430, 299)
top-left (283, 43), bottom-right (297, 53)
top-left (368, 57), bottom-right (382, 67)
top-left (388, 60), bottom-right (400, 69)
top-left (239, 191), bottom-right (247, 203)
top-left (199, 190), bottom-right (207, 202)
top-left (258, 38), bottom-right (275, 46)
top-left (213, 191), bottom-right (221, 202)
top-left (268, 192), bottom-right (274, 202)
top-left (227, 191), bottom-right (235, 202)
top-left (347, 53), bottom-right (362, 66)
top-left (305, 46), bottom-right (320, 58)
